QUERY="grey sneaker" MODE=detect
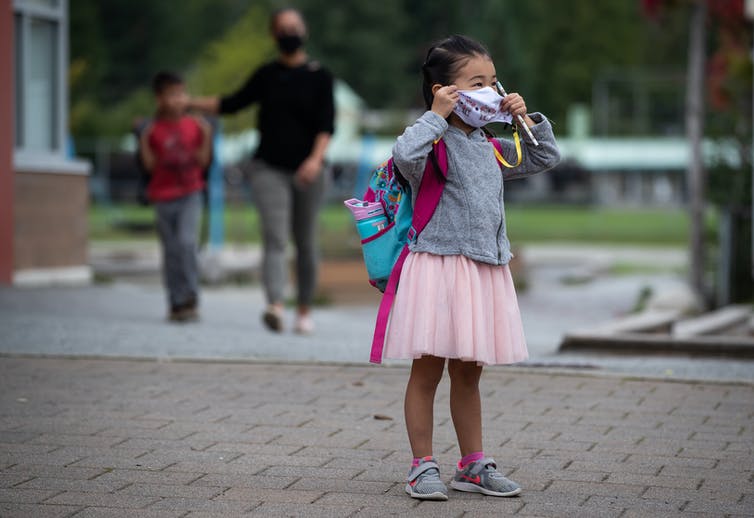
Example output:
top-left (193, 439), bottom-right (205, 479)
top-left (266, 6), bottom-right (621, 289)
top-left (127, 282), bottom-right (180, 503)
top-left (450, 457), bottom-right (521, 497)
top-left (405, 456), bottom-right (448, 501)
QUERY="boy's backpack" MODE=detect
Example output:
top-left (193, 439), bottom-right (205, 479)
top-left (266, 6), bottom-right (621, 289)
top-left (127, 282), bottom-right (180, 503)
top-left (132, 116), bottom-right (215, 206)
top-left (357, 136), bottom-right (513, 364)
top-left (132, 118), bottom-right (154, 206)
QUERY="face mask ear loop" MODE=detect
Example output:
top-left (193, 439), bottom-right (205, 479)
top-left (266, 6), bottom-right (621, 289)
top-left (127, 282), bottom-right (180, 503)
top-left (492, 129), bottom-right (522, 168)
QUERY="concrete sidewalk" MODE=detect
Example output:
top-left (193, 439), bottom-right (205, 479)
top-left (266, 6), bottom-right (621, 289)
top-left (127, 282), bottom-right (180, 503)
top-left (1, 357), bottom-right (753, 517)
top-left (3, 274), bottom-right (754, 382)
top-left (1, 243), bottom-right (753, 515)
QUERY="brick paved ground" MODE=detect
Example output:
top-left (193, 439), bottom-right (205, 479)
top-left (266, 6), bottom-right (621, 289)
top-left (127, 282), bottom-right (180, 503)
top-left (0, 357), bottom-right (752, 517)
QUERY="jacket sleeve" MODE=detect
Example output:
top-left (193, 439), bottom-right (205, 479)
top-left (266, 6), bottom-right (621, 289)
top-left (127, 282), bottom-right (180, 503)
top-left (219, 69), bottom-right (261, 115)
top-left (495, 112), bottom-right (561, 180)
top-left (315, 69), bottom-right (335, 135)
top-left (392, 111), bottom-right (448, 184)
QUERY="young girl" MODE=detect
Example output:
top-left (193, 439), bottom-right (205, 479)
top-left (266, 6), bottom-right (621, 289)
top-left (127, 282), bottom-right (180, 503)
top-left (383, 35), bottom-right (560, 500)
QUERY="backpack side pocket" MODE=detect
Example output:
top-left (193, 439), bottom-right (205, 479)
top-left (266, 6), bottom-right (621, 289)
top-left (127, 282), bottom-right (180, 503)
top-left (360, 221), bottom-right (403, 291)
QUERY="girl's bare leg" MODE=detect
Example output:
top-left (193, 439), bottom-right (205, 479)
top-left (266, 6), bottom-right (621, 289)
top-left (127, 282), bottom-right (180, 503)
top-left (448, 359), bottom-right (484, 457)
top-left (404, 355), bottom-right (446, 457)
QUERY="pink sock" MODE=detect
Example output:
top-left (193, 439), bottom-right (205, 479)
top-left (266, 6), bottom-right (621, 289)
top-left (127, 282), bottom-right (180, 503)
top-left (459, 451), bottom-right (484, 469)
top-left (412, 455), bottom-right (432, 467)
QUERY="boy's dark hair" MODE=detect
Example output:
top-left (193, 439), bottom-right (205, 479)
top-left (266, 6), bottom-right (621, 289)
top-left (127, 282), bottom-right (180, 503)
top-left (422, 35), bottom-right (491, 110)
top-left (152, 71), bottom-right (184, 95)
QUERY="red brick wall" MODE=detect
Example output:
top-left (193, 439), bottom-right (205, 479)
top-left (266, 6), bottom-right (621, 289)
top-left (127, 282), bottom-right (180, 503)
top-left (0, 1), bottom-right (13, 283)
top-left (13, 172), bottom-right (89, 270)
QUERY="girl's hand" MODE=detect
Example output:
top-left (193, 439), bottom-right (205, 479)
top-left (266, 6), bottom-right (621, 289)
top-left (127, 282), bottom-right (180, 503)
top-left (431, 85), bottom-right (459, 119)
top-left (500, 92), bottom-right (527, 118)
top-left (501, 92), bottom-right (536, 128)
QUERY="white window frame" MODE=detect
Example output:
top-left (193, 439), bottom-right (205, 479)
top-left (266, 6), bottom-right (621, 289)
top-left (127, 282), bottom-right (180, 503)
top-left (13, 0), bottom-right (69, 166)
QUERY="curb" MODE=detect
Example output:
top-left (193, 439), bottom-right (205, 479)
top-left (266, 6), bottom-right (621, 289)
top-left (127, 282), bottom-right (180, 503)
top-left (2, 351), bottom-right (753, 387)
top-left (560, 332), bottom-right (754, 358)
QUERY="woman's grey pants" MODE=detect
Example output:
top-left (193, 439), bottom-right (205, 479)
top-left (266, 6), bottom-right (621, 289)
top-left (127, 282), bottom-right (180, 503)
top-left (154, 191), bottom-right (202, 308)
top-left (248, 161), bottom-right (325, 307)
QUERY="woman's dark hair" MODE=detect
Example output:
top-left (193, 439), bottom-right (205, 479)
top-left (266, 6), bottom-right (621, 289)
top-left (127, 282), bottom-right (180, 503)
top-left (422, 35), bottom-right (491, 110)
top-left (269, 7), bottom-right (305, 32)
top-left (152, 71), bottom-right (183, 95)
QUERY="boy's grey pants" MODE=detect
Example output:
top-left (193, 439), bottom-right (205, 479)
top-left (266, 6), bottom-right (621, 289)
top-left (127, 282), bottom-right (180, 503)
top-left (248, 161), bottom-right (325, 307)
top-left (155, 191), bottom-right (202, 308)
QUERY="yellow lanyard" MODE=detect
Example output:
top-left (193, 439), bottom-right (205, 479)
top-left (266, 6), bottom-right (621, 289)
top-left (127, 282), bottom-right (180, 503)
top-left (492, 129), bottom-right (522, 168)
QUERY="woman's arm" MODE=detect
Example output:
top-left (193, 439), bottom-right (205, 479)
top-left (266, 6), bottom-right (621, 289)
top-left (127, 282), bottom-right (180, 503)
top-left (295, 132), bottom-right (331, 186)
top-left (190, 68), bottom-right (262, 116)
top-left (309, 132), bottom-right (331, 165)
top-left (295, 69), bottom-right (335, 187)
top-left (189, 97), bottom-right (220, 115)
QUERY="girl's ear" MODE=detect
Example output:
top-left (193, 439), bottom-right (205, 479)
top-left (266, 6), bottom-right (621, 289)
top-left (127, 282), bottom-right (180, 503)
top-left (431, 83), bottom-right (444, 95)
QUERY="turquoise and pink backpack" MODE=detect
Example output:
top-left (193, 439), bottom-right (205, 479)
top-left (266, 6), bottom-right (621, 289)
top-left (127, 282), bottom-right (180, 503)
top-left (355, 136), bottom-right (510, 364)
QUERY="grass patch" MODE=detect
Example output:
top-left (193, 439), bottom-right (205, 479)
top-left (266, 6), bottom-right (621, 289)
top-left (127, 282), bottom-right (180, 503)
top-left (505, 204), bottom-right (714, 246)
top-left (89, 202), bottom-right (361, 258)
top-left (607, 262), bottom-right (687, 276)
top-left (89, 203), bottom-right (263, 242)
top-left (89, 204), bottom-right (157, 241)
top-left (90, 203), bottom-right (711, 257)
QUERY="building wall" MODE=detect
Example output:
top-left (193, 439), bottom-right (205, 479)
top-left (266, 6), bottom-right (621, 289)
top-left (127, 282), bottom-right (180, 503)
top-left (7, 0), bottom-right (92, 285)
top-left (0, 0), bottom-right (14, 283)
top-left (13, 171), bottom-right (88, 270)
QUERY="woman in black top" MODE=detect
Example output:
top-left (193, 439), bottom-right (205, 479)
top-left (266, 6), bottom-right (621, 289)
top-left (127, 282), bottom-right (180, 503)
top-left (191, 7), bottom-right (335, 334)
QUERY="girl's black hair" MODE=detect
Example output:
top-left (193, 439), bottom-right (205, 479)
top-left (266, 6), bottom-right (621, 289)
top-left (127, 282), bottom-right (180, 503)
top-left (421, 35), bottom-right (491, 110)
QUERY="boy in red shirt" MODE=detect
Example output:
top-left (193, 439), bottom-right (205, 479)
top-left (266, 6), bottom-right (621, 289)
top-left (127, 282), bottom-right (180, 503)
top-left (140, 72), bottom-right (211, 322)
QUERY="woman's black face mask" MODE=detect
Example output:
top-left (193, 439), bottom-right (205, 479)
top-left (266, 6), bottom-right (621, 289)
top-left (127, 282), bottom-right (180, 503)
top-left (276, 34), bottom-right (303, 54)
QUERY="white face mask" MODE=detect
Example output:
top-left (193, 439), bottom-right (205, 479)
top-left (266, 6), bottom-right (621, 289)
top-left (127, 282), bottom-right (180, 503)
top-left (453, 86), bottom-right (513, 128)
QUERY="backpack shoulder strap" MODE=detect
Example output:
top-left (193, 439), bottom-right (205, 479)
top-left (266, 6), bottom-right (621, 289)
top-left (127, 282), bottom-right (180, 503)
top-left (409, 140), bottom-right (448, 239)
top-left (431, 138), bottom-right (449, 177)
top-left (369, 245), bottom-right (410, 363)
top-left (488, 136), bottom-right (503, 156)
top-left (369, 139), bottom-right (448, 364)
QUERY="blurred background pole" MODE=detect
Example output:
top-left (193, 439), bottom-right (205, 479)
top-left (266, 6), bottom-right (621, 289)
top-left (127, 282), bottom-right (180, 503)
top-left (354, 133), bottom-right (375, 197)
top-left (208, 119), bottom-right (224, 249)
top-left (748, 0), bottom-right (754, 281)
top-left (686, 0), bottom-right (707, 307)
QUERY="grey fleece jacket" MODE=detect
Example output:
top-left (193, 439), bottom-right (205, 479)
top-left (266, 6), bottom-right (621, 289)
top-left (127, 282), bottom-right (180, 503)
top-left (392, 111), bottom-right (560, 265)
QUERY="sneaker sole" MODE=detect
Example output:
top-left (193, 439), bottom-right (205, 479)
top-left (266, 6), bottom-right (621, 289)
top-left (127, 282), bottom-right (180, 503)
top-left (294, 325), bottom-right (314, 335)
top-left (168, 312), bottom-right (199, 323)
top-left (405, 484), bottom-right (448, 501)
top-left (450, 480), bottom-right (521, 497)
top-left (262, 311), bottom-right (283, 332)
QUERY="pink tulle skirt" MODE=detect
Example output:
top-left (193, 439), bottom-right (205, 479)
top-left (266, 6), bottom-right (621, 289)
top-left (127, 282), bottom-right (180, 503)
top-left (383, 252), bottom-right (529, 365)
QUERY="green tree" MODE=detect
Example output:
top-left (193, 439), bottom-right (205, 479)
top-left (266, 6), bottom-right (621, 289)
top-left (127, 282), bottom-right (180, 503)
top-left (295, 1), bottom-right (414, 107)
top-left (70, 0), bottom-right (694, 136)
top-left (187, 4), bottom-right (275, 133)
top-left (69, 0), bottom-right (250, 135)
